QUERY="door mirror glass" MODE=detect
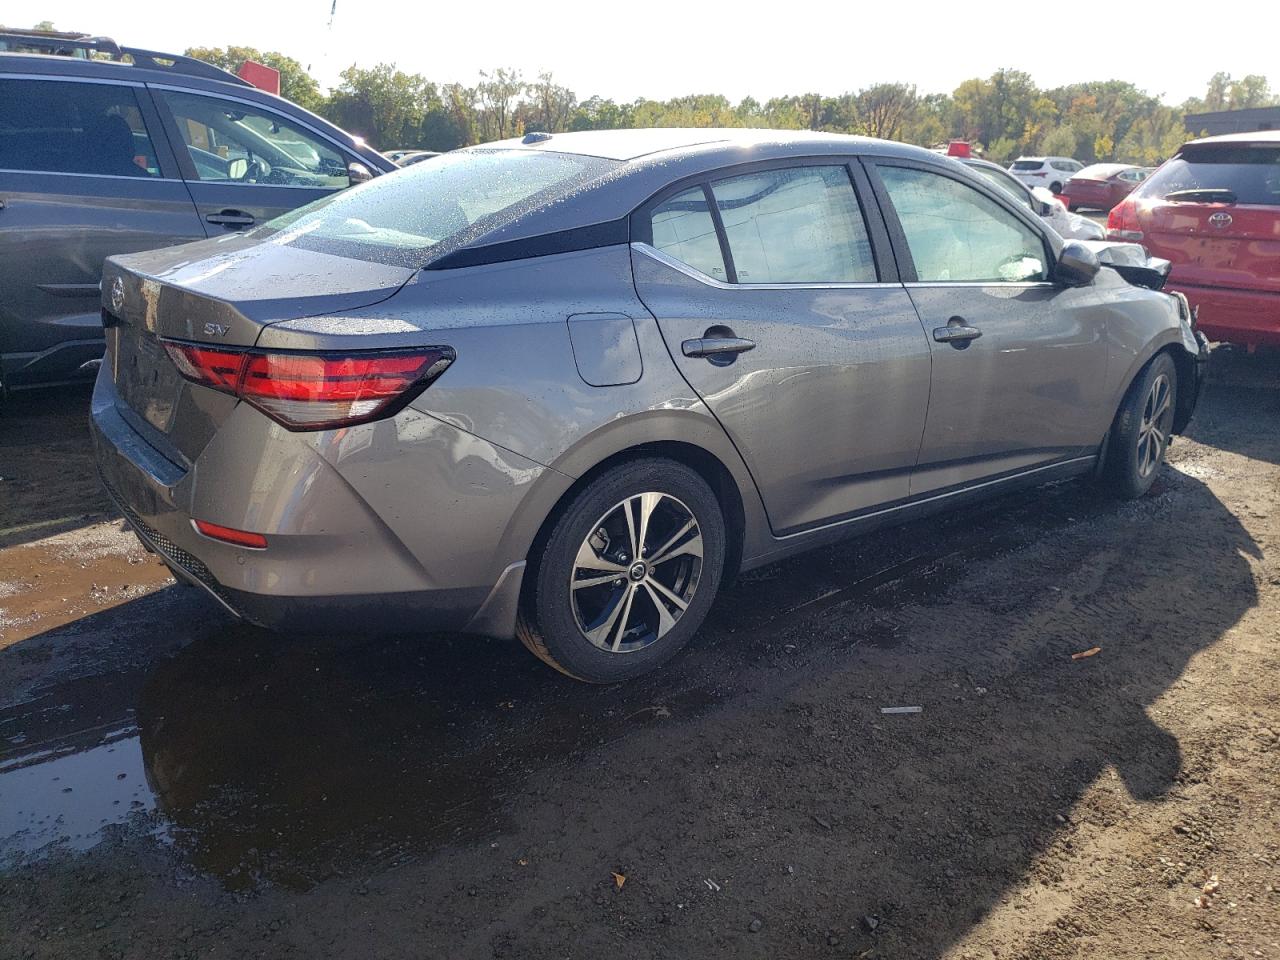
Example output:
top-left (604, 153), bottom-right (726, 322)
top-left (1055, 241), bottom-right (1100, 286)
top-left (348, 161), bottom-right (374, 185)
top-left (226, 157), bottom-right (248, 181)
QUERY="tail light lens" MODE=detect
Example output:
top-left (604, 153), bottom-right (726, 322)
top-left (1107, 198), bottom-right (1144, 242)
top-left (164, 342), bottom-right (454, 430)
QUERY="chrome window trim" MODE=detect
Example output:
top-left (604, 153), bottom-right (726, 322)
top-left (0, 167), bottom-right (171, 182)
top-left (0, 72), bottom-right (145, 87)
top-left (903, 280), bottom-right (1057, 290)
top-left (631, 242), bottom-right (896, 292)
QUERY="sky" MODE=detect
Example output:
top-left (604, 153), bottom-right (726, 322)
top-left (16, 0), bottom-right (1280, 105)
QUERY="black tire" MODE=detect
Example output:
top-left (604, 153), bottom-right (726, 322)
top-left (516, 457), bottom-right (726, 683)
top-left (1103, 352), bottom-right (1178, 499)
top-left (1050, 181), bottom-right (1064, 194)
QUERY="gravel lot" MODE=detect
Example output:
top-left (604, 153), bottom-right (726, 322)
top-left (1, 348), bottom-right (1278, 960)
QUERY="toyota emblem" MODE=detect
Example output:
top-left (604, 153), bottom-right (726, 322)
top-left (1208, 212), bottom-right (1233, 229)
top-left (109, 276), bottom-right (125, 313)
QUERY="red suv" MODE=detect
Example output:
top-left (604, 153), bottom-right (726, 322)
top-left (1108, 131), bottom-right (1280, 348)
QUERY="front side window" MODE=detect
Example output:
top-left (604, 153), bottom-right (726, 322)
top-left (0, 79), bottom-right (159, 178)
top-left (160, 90), bottom-right (349, 189)
top-left (650, 187), bottom-right (728, 281)
top-left (879, 165), bottom-right (1048, 283)
top-left (710, 166), bottom-right (876, 283)
top-left (970, 165), bottom-right (1034, 211)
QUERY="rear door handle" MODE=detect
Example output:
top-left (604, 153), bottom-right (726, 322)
top-left (682, 337), bottom-right (756, 359)
top-left (205, 210), bottom-right (255, 227)
top-left (932, 317), bottom-right (983, 345)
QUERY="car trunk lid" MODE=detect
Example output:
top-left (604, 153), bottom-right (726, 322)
top-left (101, 235), bottom-right (416, 467)
top-left (1140, 200), bottom-right (1280, 294)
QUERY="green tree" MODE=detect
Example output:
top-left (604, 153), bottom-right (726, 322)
top-left (323, 63), bottom-right (438, 149)
top-left (1040, 124), bottom-right (1078, 158)
top-left (185, 46), bottom-right (323, 111)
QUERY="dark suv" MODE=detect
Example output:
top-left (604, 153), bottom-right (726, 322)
top-left (0, 35), bottom-right (395, 394)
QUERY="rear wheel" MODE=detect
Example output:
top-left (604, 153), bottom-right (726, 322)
top-left (1103, 352), bottom-right (1178, 499)
top-left (1050, 180), bottom-right (1064, 194)
top-left (516, 458), bottom-right (725, 683)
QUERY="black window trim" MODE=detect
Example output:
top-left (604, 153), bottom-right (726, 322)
top-left (630, 155), bottom-right (901, 287)
top-left (860, 155), bottom-right (1059, 286)
top-left (0, 72), bottom-right (184, 180)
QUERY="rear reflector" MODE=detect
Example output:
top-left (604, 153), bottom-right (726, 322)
top-left (192, 519), bottom-right (268, 549)
top-left (164, 343), bottom-right (454, 430)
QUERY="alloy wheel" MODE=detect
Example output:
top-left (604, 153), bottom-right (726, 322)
top-left (1136, 372), bottom-right (1172, 478)
top-left (569, 492), bottom-right (704, 654)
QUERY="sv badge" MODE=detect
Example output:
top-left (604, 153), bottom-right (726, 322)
top-left (202, 321), bottom-right (231, 338)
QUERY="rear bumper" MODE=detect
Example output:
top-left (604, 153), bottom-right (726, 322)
top-left (1171, 282), bottom-right (1280, 348)
top-left (90, 371), bottom-right (536, 637)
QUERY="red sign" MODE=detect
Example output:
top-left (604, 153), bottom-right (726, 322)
top-left (946, 140), bottom-right (972, 158)
top-left (237, 60), bottom-right (281, 95)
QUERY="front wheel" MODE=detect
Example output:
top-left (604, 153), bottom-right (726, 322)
top-left (1103, 353), bottom-right (1178, 499)
top-left (516, 458), bottom-right (726, 683)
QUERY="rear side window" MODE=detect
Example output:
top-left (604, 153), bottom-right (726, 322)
top-left (0, 79), bottom-right (160, 178)
top-left (711, 166), bottom-right (876, 283)
top-left (261, 148), bottom-right (619, 267)
top-left (1139, 145), bottom-right (1280, 206)
top-left (650, 187), bottom-right (728, 281)
top-left (159, 90), bottom-right (349, 189)
top-left (879, 165), bottom-right (1048, 283)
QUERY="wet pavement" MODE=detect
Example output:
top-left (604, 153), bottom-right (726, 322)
top-left (2, 352), bottom-right (1279, 959)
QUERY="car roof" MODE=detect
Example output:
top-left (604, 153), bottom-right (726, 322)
top-left (477, 127), bottom-right (928, 163)
top-left (1183, 129), bottom-right (1280, 148)
top-left (0, 48), bottom-right (248, 90)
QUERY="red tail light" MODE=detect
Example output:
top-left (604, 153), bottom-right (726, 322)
top-left (1107, 198), bottom-right (1144, 242)
top-left (192, 519), bottom-right (268, 549)
top-left (164, 342), bottom-right (454, 430)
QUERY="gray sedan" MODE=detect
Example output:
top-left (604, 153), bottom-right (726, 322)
top-left (92, 129), bottom-right (1207, 683)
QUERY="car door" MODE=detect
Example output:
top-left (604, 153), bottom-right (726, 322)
top-left (866, 159), bottom-right (1110, 496)
top-left (631, 160), bottom-right (932, 536)
top-left (0, 76), bottom-right (204, 388)
top-left (150, 86), bottom-right (364, 235)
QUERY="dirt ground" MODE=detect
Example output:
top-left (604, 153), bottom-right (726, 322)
top-left (1, 349), bottom-right (1278, 960)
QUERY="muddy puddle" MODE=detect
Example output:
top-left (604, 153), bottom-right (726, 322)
top-left (0, 470), bottom-right (1118, 890)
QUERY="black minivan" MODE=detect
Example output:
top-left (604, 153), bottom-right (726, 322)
top-left (0, 36), bottom-right (396, 395)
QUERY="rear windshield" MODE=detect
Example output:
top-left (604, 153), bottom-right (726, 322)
top-left (1010, 160), bottom-right (1043, 171)
top-left (1139, 145), bottom-right (1280, 206)
top-left (259, 148), bottom-right (621, 266)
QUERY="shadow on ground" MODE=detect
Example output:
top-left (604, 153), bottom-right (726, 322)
top-left (0, 351), bottom-right (1269, 958)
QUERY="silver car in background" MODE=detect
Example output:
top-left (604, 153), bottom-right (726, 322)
top-left (92, 129), bottom-right (1207, 683)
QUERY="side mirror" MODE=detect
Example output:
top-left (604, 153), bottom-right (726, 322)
top-left (347, 161), bottom-right (374, 185)
top-left (227, 157), bottom-right (248, 180)
top-left (1055, 241), bottom-right (1101, 287)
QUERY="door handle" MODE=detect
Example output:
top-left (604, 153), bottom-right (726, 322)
top-left (682, 337), bottom-right (756, 360)
top-left (205, 210), bottom-right (255, 227)
top-left (932, 317), bottom-right (983, 347)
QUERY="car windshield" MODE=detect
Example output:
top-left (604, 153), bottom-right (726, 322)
top-left (259, 148), bottom-right (621, 266)
top-left (1010, 160), bottom-right (1042, 171)
top-left (1139, 144), bottom-right (1280, 206)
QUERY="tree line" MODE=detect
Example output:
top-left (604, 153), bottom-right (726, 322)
top-left (22, 23), bottom-right (1279, 165)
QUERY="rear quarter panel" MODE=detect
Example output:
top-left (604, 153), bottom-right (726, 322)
top-left (255, 244), bottom-right (774, 574)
